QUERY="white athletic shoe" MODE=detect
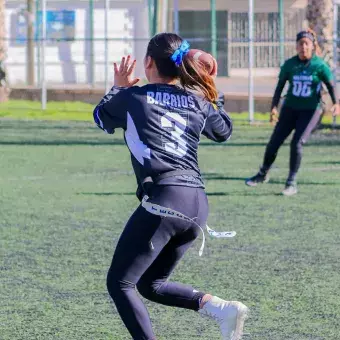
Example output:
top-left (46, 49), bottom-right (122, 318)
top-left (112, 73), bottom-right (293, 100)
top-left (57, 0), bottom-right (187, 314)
top-left (199, 296), bottom-right (249, 340)
top-left (245, 172), bottom-right (270, 187)
top-left (282, 184), bottom-right (298, 196)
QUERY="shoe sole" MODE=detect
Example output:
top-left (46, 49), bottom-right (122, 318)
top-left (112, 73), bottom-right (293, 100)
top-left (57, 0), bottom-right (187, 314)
top-left (281, 189), bottom-right (298, 196)
top-left (231, 304), bottom-right (249, 340)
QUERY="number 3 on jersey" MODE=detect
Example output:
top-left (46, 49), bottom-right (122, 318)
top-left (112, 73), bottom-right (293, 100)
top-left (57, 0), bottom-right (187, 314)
top-left (161, 112), bottom-right (188, 157)
top-left (292, 80), bottom-right (312, 97)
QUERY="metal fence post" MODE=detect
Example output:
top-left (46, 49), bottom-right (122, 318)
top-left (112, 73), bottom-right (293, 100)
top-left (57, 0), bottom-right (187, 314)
top-left (333, 0), bottom-right (338, 126)
top-left (173, 0), bottom-right (179, 34)
top-left (248, 0), bottom-right (254, 123)
top-left (35, 0), bottom-right (40, 85)
top-left (148, 0), bottom-right (153, 37)
top-left (27, 0), bottom-right (35, 86)
top-left (159, 0), bottom-right (168, 32)
top-left (153, 0), bottom-right (158, 36)
top-left (104, 0), bottom-right (109, 93)
top-left (89, 0), bottom-right (95, 87)
top-left (211, 0), bottom-right (217, 58)
top-left (41, 0), bottom-right (46, 110)
top-left (279, 0), bottom-right (285, 65)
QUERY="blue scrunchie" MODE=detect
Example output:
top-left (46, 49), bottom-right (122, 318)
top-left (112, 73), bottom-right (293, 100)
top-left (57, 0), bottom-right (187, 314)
top-left (171, 40), bottom-right (190, 66)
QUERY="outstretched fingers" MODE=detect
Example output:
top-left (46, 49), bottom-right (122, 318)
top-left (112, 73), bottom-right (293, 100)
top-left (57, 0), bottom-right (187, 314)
top-left (113, 56), bottom-right (139, 87)
top-left (123, 55), bottom-right (131, 74)
top-left (118, 57), bottom-right (126, 73)
top-left (113, 62), bottom-right (119, 75)
top-left (127, 60), bottom-right (137, 76)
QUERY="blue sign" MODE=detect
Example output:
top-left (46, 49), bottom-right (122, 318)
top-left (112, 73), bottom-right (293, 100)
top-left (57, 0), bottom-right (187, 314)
top-left (15, 10), bottom-right (75, 44)
top-left (15, 12), bottom-right (27, 44)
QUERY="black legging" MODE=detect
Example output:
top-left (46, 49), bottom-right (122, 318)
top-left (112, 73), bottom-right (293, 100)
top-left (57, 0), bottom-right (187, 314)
top-left (107, 185), bottom-right (208, 340)
top-left (262, 105), bottom-right (321, 183)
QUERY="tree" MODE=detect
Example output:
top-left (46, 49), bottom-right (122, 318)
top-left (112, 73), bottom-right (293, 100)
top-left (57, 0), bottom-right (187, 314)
top-left (307, 0), bottom-right (335, 122)
top-left (306, 0), bottom-right (334, 65)
top-left (0, 0), bottom-right (9, 102)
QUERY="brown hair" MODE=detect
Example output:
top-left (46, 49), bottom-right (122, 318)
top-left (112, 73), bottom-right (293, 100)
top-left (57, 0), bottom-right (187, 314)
top-left (146, 33), bottom-right (218, 102)
top-left (307, 28), bottom-right (322, 56)
top-left (179, 56), bottom-right (218, 102)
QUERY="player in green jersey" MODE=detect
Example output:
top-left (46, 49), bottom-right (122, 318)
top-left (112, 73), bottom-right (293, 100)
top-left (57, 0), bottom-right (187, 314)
top-left (246, 29), bottom-right (340, 196)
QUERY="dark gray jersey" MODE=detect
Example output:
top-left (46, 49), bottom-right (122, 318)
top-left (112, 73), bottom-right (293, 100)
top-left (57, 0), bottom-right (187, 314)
top-left (94, 84), bottom-right (232, 190)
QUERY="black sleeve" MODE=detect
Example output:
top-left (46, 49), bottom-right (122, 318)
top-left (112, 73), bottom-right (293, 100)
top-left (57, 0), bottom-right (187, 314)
top-left (271, 63), bottom-right (289, 109)
top-left (202, 92), bottom-right (233, 143)
top-left (93, 86), bottom-right (131, 134)
top-left (324, 81), bottom-right (337, 105)
top-left (271, 79), bottom-right (287, 109)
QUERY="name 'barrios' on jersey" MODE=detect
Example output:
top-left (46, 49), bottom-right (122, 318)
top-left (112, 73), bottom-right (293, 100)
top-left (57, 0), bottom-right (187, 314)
top-left (93, 83), bottom-right (232, 191)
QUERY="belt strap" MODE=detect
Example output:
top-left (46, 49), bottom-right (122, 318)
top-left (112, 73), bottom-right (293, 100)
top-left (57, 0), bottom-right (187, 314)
top-left (141, 195), bottom-right (236, 257)
top-left (154, 170), bottom-right (199, 183)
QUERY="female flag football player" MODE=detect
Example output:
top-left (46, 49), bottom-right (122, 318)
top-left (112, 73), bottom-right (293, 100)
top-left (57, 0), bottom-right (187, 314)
top-left (93, 33), bottom-right (248, 340)
top-left (246, 29), bottom-right (340, 196)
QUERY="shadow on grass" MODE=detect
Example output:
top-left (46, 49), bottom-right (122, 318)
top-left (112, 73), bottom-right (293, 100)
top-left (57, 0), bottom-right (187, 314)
top-left (199, 142), bottom-right (268, 147)
top-left (203, 175), bottom-right (246, 181)
top-left (201, 140), bottom-right (340, 147)
top-left (0, 139), bottom-right (269, 147)
top-left (307, 140), bottom-right (340, 146)
top-left (203, 174), bottom-right (339, 186)
top-left (311, 161), bottom-right (340, 165)
top-left (318, 124), bottom-right (340, 130)
top-left (0, 124), bottom-right (88, 130)
top-left (79, 192), bottom-right (136, 196)
top-left (263, 179), bottom-right (339, 186)
top-left (206, 192), bottom-right (277, 197)
top-left (0, 140), bottom-right (125, 146)
top-left (2, 139), bottom-right (338, 147)
top-left (79, 191), bottom-right (277, 197)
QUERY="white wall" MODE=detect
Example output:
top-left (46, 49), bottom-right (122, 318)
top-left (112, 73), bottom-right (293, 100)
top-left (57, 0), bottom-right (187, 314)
top-left (174, 0), bottom-right (298, 12)
top-left (5, 0), bottom-right (148, 86)
top-left (4, 0), bottom-right (307, 85)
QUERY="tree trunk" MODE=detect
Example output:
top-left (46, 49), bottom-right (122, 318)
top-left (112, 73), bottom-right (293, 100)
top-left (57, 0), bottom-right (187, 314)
top-left (0, 0), bottom-right (10, 102)
top-left (306, 0), bottom-right (334, 64)
top-left (306, 0), bottom-right (334, 124)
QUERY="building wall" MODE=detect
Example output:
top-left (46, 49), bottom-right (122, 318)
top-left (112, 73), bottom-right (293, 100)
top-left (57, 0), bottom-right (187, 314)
top-left (4, 0), bottom-right (148, 86)
top-left (4, 0), bottom-right (308, 85)
top-left (173, 0), bottom-right (300, 12)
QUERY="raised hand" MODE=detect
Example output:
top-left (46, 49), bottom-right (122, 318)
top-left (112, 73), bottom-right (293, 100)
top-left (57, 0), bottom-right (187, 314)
top-left (113, 56), bottom-right (140, 87)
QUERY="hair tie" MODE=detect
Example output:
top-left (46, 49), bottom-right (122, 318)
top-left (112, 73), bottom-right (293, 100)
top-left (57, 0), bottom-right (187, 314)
top-left (296, 31), bottom-right (315, 42)
top-left (171, 40), bottom-right (190, 66)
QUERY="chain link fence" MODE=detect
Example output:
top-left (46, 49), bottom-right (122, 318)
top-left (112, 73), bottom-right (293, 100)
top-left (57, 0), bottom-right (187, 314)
top-left (1, 0), bottom-right (339, 125)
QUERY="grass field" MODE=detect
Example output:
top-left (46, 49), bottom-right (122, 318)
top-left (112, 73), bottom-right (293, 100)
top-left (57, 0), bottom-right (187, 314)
top-left (1, 117), bottom-right (340, 340)
top-left (1, 100), bottom-right (338, 125)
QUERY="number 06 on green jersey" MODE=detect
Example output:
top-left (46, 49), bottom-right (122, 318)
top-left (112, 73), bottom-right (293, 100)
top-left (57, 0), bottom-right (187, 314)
top-left (279, 55), bottom-right (333, 110)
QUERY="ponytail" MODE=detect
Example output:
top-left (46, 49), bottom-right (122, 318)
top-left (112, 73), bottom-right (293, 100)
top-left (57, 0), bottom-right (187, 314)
top-left (307, 28), bottom-right (322, 56)
top-left (146, 33), bottom-right (218, 103)
top-left (179, 56), bottom-right (218, 102)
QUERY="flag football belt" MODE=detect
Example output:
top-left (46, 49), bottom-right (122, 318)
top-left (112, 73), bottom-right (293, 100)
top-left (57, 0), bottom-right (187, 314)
top-left (141, 195), bottom-right (236, 257)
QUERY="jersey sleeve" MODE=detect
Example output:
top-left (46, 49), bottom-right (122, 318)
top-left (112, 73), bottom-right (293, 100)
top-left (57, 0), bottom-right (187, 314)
top-left (319, 62), bottom-right (337, 105)
top-left (278, 62), bottom-right (289, 82)
top-left (202, 92), bottom-right (233, 143)
top-left (271, 62), bottom-right (289, 109)
top-left (93, 86), bottom-right (130, 134)
top-left (319, 62), bottom-right (333, 83)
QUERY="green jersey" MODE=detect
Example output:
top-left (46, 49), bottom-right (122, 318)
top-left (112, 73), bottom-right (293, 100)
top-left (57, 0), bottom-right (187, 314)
top-left (278, 55), bottom-right (333, 110)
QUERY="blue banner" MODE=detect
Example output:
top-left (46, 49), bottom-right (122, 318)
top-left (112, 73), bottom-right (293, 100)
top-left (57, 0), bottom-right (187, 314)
top-left (15, 10), bottom-right (75, 44)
